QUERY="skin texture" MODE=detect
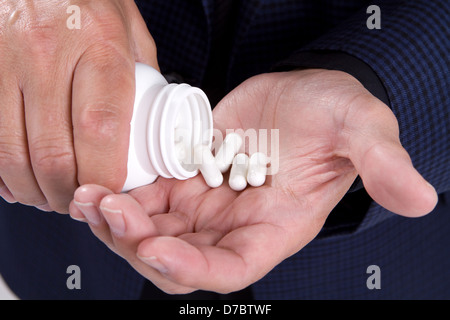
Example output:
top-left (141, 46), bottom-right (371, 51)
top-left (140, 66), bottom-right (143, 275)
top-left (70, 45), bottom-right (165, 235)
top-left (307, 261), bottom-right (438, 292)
top-left (70, 69), bottom-right (438, 294)
top-left (0, 0), bottom-right (158, 213)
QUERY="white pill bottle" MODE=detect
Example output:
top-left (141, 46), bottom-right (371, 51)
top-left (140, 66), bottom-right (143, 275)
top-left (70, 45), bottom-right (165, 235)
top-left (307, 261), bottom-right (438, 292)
top-left (122, 63), bottom-right (213, 192)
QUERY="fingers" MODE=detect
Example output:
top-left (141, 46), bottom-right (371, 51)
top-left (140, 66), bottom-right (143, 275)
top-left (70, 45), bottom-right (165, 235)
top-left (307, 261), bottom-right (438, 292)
top-left (0, 0), bottom-right (161, 211)
top-left (136, 223), bottom-right (290, 294)
top-left (99, 193), bottom-right (159, 247)
top-left (135, 195), bottom-right (324, 294)
top-left (0, 74), bottom-right (47, 207)
top-left (97, 192), bottom-right (192, 295)
top-left (22, 58), bottom-right (78, 213)
top-left (345, 98), bottom-right (438, 217)
top-left (0, 178), bottom-right (16, 204)
top-left (0, 2), bottom-right (158, 211)
top-left (70, 183), bottom-right (195, 294)
top-left (71, 184), bottom-right (115, 249)
top-left (71, 183), bottom-right (167, 253)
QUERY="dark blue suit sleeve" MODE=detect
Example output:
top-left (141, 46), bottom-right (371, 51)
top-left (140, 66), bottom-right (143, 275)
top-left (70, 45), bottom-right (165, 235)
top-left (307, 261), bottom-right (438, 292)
top-left (275, 0), bottom-right (449, 233)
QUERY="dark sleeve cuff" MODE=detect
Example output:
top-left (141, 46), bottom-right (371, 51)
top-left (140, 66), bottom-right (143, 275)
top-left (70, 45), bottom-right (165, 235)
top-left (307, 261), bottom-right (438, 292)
top-left (273, 50), bottom-right (391, 193)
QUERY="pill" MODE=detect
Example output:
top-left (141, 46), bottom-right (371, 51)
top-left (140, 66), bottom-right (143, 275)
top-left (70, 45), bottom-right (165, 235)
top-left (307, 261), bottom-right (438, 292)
top-left (215, 132), bottom-right (243, 173)
top-left (247, 152), bottom-right (268, 187)
top-left (229, 153), bottom-right (249, 191)
top-left (194, 144), bottom-right (223, 188)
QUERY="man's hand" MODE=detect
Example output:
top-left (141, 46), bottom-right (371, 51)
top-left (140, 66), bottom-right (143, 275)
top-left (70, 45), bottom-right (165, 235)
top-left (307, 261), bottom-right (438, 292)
top-left (69, 69), bottom-right (437, 294)
top-left (0, 0), bottom-right (158, 213)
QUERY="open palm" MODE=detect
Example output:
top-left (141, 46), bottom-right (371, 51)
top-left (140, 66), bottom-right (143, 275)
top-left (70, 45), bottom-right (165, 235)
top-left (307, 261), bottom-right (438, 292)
top-left (70, 69), bottom-right (437, 294)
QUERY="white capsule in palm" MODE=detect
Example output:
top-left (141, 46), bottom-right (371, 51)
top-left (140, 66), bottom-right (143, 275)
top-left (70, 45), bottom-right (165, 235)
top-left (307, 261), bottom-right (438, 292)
top-left (229, 153), bottom-right (249, 191)
top-left (247, 152), bottom-right (268, 187)
top-left (194, 144), bottom-right (223, 188)
top-left (215, 132), bottom-right (243, 173)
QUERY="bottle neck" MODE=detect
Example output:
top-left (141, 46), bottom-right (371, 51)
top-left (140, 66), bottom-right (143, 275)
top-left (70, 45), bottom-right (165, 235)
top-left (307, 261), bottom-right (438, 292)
top-left (147, 83), bottom-right (213, 180)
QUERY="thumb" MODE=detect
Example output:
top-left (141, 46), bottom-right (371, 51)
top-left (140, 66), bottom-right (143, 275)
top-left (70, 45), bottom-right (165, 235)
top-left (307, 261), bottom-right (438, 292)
top-left (126, 1), bottom-right (160, 71)
top-left (347, 101), bottom-right (438, 217)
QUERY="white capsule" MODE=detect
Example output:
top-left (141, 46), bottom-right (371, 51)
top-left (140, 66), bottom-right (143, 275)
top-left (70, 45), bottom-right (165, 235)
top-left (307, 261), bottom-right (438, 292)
top-left (194, 144), bottom-right (223, 188)
top-left (247, 152), bottom-right (268, 187)
top-left (229, 153), bottom-right (249, 191)
top-left (215, 132), bottom-right (243, 173)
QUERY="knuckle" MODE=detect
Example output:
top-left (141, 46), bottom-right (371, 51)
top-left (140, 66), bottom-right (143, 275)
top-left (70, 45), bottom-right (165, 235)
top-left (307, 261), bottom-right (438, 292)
top-left (0, 141), bottom-right (47, 206)
top-left (0, 139), bottom-right (29, 170)
top-left (81, 5), bottom-right (130, 49)
top-left (18, 22), bottom-right (60, 59)
top-left (84, 8), bottom-right (126, 36)
top-left (13, 192), bottom-right (46, 208)
top-left (76, 101), bottom-right (126, 144)
top-left (79, 6), bottom-right (133, 68)
top-left (31, 138), bottom-right (75, 177)
top-left (81, 46), bottom-right (134, 85)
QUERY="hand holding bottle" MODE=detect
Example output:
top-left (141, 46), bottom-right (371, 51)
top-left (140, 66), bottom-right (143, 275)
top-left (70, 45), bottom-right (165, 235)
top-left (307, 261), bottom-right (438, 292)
top-left (0, 0), bottom-right (159, 213)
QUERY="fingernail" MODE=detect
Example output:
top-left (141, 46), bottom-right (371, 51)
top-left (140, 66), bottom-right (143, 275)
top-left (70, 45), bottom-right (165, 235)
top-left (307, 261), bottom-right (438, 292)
top-left (138, 255), bottom-right (168, 274)
top-left (100, 206), bottom-right (125, 237)
top-left (0, 185), bottom-right (16, 204)
top-left (74, 200), bottom-right (101, 225)
top-left (70, 215), bottom-right (87, 223)
top-left (70, 201), bottom-right (88, 222)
